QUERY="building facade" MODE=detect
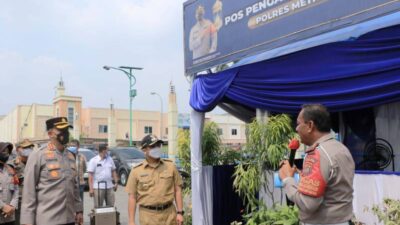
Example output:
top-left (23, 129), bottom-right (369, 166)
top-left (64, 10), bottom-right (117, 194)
top-left (0, 79), bottom-right (246, 146)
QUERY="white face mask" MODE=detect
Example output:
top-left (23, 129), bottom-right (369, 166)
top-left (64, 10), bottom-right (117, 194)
top-left (148, 147), bottom-right (161, 159)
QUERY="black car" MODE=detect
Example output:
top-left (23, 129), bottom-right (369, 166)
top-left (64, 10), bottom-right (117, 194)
top-left (109, 147), bottom-right (145, 186)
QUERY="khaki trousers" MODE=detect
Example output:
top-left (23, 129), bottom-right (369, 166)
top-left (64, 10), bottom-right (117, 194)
top-left (139, 204), bottom-right (176, 225)
top-left (93, 188), bottom-right (115, 208)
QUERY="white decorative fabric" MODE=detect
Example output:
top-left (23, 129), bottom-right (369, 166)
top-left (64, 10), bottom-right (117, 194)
top-left (201, 166), bottom-right (214, 225)
top-left (374, 102), bottom-right (400, 171)
top-left (191, 110), bottom-right (208, 225)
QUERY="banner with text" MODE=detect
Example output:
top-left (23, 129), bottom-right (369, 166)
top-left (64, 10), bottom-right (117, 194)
top-left (183, 0), bottom-right (400, 74)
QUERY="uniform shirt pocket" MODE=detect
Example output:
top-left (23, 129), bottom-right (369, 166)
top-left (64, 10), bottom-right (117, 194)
top-left (138, 176), bottom-right (153, 191)
top-left (46, 162), bottom-right (62, 180)
top-left (160, 172), bottom-right (173, 191)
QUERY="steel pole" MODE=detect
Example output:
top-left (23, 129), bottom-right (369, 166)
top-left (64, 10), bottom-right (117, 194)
top-left (129, 76), bottom-right (133, 147)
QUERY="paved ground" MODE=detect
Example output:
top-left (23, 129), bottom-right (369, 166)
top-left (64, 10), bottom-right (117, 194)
top-left (83, 185), bottom-right (190, 225)
top-left (83, 185), bottom-right (139, 225)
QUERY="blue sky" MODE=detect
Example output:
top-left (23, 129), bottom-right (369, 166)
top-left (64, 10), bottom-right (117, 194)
top-left (0, 0), bottom-right (202, 115)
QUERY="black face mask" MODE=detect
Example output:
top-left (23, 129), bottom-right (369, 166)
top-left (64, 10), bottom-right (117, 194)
top-left (0, 153), bottom-right (9, 164)
top-left (56, 129), bottom-right (70, 145)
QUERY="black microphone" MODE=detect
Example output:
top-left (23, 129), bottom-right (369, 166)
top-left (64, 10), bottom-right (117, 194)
top-left (289, 149), bottom-right (297, 167)
top-left (288, 138), bottom-right (300, 167)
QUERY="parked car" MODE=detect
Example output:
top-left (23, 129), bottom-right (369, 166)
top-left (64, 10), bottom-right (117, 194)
top-left (109, 147), bottom-right (145, 186)
top-left (79, 148), bottom-right (97, 190)
top-left (109, 147), bottom-right (190, 187)
top-left (80, 144), bottom-right (98, 154)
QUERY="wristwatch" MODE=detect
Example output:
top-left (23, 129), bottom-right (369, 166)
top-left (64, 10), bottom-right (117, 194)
top-left (177, 210), bottom-right (185, 215)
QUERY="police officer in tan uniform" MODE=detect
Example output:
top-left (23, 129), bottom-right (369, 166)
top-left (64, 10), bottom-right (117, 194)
top-left (0, 142), bottom-right (19, 225)
top-left (8, 139), bottom-right (34, 225)
top-left (21, 117), bottom-right (83, 225)
top-left (126, 134), bottom-right (184, 225)
top-left (67, 139), bottom-right (87, 203)
top-left (279, 104), bottom-right (354, 225)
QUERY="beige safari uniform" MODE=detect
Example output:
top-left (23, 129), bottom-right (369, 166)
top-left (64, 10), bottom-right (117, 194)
top-left (126, 159), bottom-right (183, 225)
top-left (0, 165), bottom-right (19, 224)
top-left (76, 154), bottom-right (87, 186)
top-left (283, 134), bottom-right (354, 224)
top-left (21, 143), bottom-right (83, 225)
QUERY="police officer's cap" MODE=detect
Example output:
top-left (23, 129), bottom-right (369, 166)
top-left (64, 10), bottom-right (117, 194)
top-left (46, 117), bottom-right (73, 131)
top-left (141, 134), bottom-right (163, 149)
top-left (0, 142), bottom-right (13, 155)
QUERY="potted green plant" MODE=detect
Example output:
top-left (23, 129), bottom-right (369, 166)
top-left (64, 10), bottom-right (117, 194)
top-left (233, 114), bottom-right (297, 223)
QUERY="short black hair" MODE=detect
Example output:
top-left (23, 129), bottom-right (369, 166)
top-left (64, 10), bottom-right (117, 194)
top-left (98, 144), bottom-right (108, 152)
top-left (301, 104), bottom-right (331, 132)
top-left (70, 139), bottom-right (80, 147)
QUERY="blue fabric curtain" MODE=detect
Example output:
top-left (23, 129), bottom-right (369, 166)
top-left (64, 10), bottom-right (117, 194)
top-left (190, 24), bottom-right (400, 113)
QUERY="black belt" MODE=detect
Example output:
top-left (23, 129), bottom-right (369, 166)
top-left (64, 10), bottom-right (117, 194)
top-left (141, 203), bottom-right (172, 211)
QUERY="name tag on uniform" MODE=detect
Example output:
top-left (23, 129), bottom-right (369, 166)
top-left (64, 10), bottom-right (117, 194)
top-left (97, 163), bottom-right (102, 167)
top-left (140, 173), bottom-right (149, 177)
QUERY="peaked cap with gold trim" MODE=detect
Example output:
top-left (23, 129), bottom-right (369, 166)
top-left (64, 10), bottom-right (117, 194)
top-left (46, 117), bottom-right (73, 131)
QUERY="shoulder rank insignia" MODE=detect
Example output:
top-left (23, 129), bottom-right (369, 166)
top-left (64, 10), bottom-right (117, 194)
top-left (133, 162), bottom-right (143, 168)
top-left (298, 149), bottom-right (327, 198)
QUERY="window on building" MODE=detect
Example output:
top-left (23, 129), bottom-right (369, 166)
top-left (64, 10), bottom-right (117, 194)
top-left (165, 128), bottom-right (168, 135)
top-left (231, 129), bottom-right (237, 136)
top-left (144, 126), bottom-right (153, 134)
top-left (99, 125), bottom-right (108, 133)
top-left (68, 107), bottom-right (74, 125)
top-left (217, 128), bottom-right (223, 135)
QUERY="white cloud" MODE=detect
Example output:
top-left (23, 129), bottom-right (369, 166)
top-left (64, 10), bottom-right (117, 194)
top-left (0, 0), bottom-right (201, 116)
top-left (32, 56), bottom-right (72, 70)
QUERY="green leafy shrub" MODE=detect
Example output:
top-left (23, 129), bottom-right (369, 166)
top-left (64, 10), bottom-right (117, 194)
top-left (231, 205), bottom-right (299, 225)
top-left (177, 129), bottom-right (191, 174)
top-left (177, 129), bottom-right (191, 194)
top-left (233, 115), bottom-right (295, 211)
top-left (244, 205), bottom-right (299, 225)
top-left (219, 146), bottom-right (242, 165)
top-left (183, 192), bottom-right (192, 225)
top-left (370, 198), bottom-right (400, 225)
top-left (202, 122), bottom-right (222, 165)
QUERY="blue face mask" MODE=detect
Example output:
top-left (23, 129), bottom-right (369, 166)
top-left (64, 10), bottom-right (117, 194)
top-left (149, 147), bottom-right (161, 159)
top-left (67, 146), bottom-right (78, 154)
top-left (20, 148), bottom-right (33, 157)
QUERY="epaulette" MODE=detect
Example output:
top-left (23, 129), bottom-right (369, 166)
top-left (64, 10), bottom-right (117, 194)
top-left (133, 162), bottom-right (143, 168)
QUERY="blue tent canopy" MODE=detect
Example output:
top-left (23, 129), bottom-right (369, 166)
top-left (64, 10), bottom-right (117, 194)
top-left (190, 24), bottom-right (400, 114)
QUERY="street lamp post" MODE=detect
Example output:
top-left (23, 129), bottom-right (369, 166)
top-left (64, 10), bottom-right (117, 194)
top-left (150, 92), bottom-right (163, 139)
top-left (103, 65), bottom-right (143, 147)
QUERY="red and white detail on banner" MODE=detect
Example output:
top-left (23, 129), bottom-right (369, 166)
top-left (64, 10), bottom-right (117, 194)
top-left (298, 148), bottom-right (327, 198)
